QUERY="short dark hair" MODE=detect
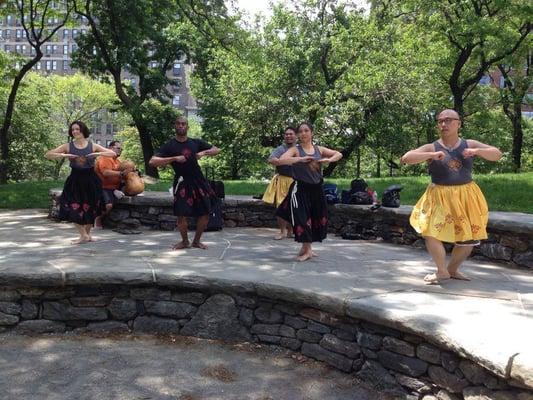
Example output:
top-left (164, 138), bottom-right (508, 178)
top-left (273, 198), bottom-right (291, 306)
top-left (297, 122), bottom-right (314, 133)
top-left (284, 126), bottom-right (296, 134)
top-left (109, 140), bottom-right (120, 148)
top-left (68, 121), bottom-right (90, 138)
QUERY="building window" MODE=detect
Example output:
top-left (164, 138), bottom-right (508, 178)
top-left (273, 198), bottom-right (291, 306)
top-left (4, 29), bottom-right (11, 38)
top-left (4, 45), bottom-right (10, 52)
top-left (130, 78), bottom-right (136, 89)
top-left (172, 95), bottom-right (180, 106)
top-left (106, 140), bottom-right (112, 147)
top-left (63, 45), bottom-right (68, 55)
top-left (15, 44), bottom-right (21, 53)
top-left (45, 45), bottom-right (52, 54)
top-left (45, 61), bottom-right (52, 70)
top-left (499, 76), bottom-right (506, 88)
top-left (16, 29), bottom-right (21, 38)
top-left (63, 60), bottom-right (70, 70)
top-left (36, 61), bottom-right (41, 70)
top-left (172, 62), bottom-right (181, 76)
top-left (72, 29), bottom-right (78, 38)
top-left (72, 43), bottom-right (78, 53)
top-left (63, 29), bottom-right (69, 39)
top-left (106, 124), bottom-right (112, 134)
top-left (96, 139), bottom-right (101, 145)
top-left (7, 15), bottom-right (13, 25)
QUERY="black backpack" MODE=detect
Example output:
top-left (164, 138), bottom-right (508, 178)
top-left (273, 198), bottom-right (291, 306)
top-left (323, 183), bottom-right (339, 204)
top-left (350, 178), bottom-right (368, 192)
top-left (382, 184), bottom-right (402, 208)
top-left (349, 191), bottom-right (373, 205)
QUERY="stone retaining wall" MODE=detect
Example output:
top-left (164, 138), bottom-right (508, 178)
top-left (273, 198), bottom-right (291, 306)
top-left (1, 284), bottom-right (531, 400)
top-left (48, 191), bottom-right (533, 269)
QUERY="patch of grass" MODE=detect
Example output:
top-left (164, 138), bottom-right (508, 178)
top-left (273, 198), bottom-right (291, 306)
top-left (1, 172), bottom-right (531, 213)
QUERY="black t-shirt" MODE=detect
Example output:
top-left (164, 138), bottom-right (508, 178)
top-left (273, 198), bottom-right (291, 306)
top-left (155, 137), bottom-right (212, 180)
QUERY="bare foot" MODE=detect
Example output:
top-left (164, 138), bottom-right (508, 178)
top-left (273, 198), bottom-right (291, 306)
top-left (286, 231), bottom-right (293, 238)
top-left (423, 272), bottom-right (450, 285)
top-left (449, 271), bottom-right (471, 281)
top-left (296, 252), bottom-right (313, 262)
top-left (298, 248), bottom-right (317, 257)
top-left (274, 233), bottom-right (285, 240)
top-left (172, 241), bottom-right (190, 250)
top-left (192, 241), bottom-right (208, 250)
top-left (71, 237), bottom-right (90, 245)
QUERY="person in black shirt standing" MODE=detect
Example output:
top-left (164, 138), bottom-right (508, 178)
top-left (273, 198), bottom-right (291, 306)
top-left (149, 116), bottom-right (220, 250)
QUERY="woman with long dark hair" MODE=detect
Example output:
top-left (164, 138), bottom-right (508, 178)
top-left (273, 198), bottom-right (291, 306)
top-left (276, 122), bottom-right (342, 261)
top-left (46, 121), bottom-right (116, 244)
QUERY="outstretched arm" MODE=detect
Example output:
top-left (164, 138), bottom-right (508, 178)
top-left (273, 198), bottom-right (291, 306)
top-left (278, 147), bottom-right (313, 165)
top-left (464, 140), bottom-right (502, 161)
top-left (197, 145), bottom-right (220, 159)
top-left (45, 143), bottom-right (74, 160)
top-left (89, 144), bottom-right (116, 158)
top-left (401, 143), bottom-right (445, 164)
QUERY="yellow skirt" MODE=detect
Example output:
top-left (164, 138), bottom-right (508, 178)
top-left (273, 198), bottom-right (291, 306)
top-left (409, 181), bottom-right (488, 243)
top-left (262, 174), bottom-right (294, 207)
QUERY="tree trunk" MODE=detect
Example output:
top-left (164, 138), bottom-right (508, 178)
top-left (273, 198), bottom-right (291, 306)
top-left (511, 102), bottom-right (523, 173)
top-left (132, 117), bottom-right (159, 178)
top-left (376, 155), bottom-right (381, 178)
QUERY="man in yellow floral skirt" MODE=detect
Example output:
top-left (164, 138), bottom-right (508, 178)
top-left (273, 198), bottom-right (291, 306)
top-left (401, 109), bottom-right (502, 284)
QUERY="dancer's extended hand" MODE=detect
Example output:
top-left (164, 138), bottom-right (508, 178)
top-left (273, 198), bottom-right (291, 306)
top-left (298, 156), bottom-right (314, 163)
top-left (63, 153), bottom-right (79, 160)
top-left (317, 157), bottom-right (332, 164)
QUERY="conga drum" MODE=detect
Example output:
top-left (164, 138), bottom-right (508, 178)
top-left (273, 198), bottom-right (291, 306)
top-left (123, 172), bottom-right (144, 196)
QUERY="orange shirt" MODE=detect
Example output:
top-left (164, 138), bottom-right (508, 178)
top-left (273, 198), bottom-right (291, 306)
top-left (95, 157), bottom-right (122, 189)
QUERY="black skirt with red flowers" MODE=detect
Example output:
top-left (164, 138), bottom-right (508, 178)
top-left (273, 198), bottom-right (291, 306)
top-left (173, 176), bottom-right (216, 217)
top-left (59, 168), bottom-right (102, 225)
top-left (276, 180), bottom-right (328, 243)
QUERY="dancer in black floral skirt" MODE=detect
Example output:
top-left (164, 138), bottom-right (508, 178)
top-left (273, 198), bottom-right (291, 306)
top-left (149, 116), bottom-right (220, 250)
top-left (45, 121), bottom-right (116, 244)
top-left (276, 122), bottom-right (342, 261)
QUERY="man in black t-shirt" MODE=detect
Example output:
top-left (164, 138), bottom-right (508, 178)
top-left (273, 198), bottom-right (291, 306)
top-left (149, 116), bottom-right (220, 250)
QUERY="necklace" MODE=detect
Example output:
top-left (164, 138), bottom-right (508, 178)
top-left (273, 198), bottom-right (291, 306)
top-left (441, 138), bottom-right (461, 152)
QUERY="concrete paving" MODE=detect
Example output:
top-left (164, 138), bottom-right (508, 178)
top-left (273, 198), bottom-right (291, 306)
top-left (0, 333), bottom-right (383, 400)
top-left (0, 209), bottom-right (532, 388)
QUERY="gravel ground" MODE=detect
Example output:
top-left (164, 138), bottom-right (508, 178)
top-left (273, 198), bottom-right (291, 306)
top-left (0, 333), bottom-right (389, 400)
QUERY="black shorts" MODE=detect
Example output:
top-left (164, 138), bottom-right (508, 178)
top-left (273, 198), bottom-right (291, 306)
top-left (102, 189), bottom-right (116, 206)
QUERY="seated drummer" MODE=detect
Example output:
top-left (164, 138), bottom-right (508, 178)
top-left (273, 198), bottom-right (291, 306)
top-left (94, 141), bottom-right (132, 229)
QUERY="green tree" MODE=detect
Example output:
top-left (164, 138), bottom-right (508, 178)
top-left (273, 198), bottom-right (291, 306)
top-left (0, 0), bottom-right (72, 183)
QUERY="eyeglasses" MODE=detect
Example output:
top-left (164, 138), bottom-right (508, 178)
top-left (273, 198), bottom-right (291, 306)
top-left (436, 118), bottom-right (460, 125)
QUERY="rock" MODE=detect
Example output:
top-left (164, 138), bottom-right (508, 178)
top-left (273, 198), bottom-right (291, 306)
top-left (500, 236), bottom-right (528, 252)
top-left (296, 329), bottom-right (323, 343)
top-left (436, 389), bottom-right (461, 400)
top-left (459, 360), bottom-right (496, 386)
top-left (274, 303), bottom-right (300, 316)
top-left (15, 320), bottom-right (66, 334)
top-left (70, 296), bottom-right (111, 307)
top-left (362, 347), bottom-right (378, 359)
top-left (17, 288), bottom-right (44, 297)
top-left (130, 288), bottom-right (171, 300)
top-left (301, 343), bottom-right (353, 372)
top-left (417, 343), bottom-right (441, 364)
top-left (254, 307), bottom-right (283, 324)
top-left (0, 311), bottom-right (19, 325)
top-left (320, 334), bottom-right (361, 359)
top-left (108, 298), bottom-right (138, 321)
top-left (383, 336), bottom-right (416, 357)
top-left (394, 372), bottom-right (433, 394)
top-left (307, 321), bottom-right (331, 334)
top-left (441, 352), bottom-right (460, 373)
top-left (280, 338), bottom-right (301, 351)
top-left (233, 295), bottom-right (257, 308)
top-left (0, 302), bottom-right (22, 315)
top-left (279, 325), bottom-right (296, 338)
top-left (428, 366), bottom-right (469, 393)
top-left (479, 243), bottom-right (512, 261)
top-left (357, 332), bottom-right (383, 350)
top-left (377, 350), bottom-right (428, 377)
top-left (257, 335), bottom-right (281, 344)
top-left (21, 300), bottom-right (38, 319)
top-left (108, 209), bottom-right (130, 221)
top-left (0, 289), bottom-right (20, 301)
top-left (171, 292), bottom-right (207, 305)
top-left (180, 294), bottom-right (251, 341)
top-left (41, 288), bottom-right (76, 300)
top-left (42, 301), bottom-right (108, 321)
top-left (513, 252), bottom-right (533, 268)
top-left (251, 324), bottom-right (280, 336)
top-left (238, 308), bottom-right (254, 327)
top-left (84, 321), bottom-right (130, 334)
top-left (284, 315), bottom-right (307, 329)
top-left (333, 328), bottom-right (356, 341)
top-left (144, 301), bottom-right (196, 319)
top-left (299, 308), bottom-right (341, 326)
top-left (133, 316), bottom-right (180, 334)
top-left (356, 361), bottom-right (405, 394)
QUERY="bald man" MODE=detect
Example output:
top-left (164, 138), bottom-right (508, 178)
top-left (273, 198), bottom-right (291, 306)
top-left (401, 109), bottom-right (502, 284)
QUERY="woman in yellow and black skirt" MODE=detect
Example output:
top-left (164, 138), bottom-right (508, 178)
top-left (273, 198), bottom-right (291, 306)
top-left (262, 127), bottom-right (297, 239)
top-left (401, 109), bottom-right (502, 284)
